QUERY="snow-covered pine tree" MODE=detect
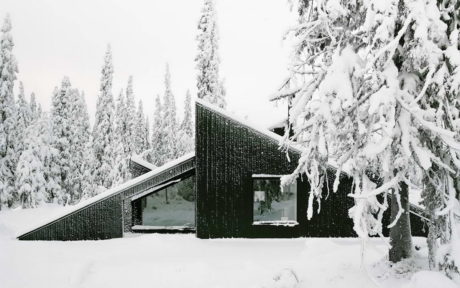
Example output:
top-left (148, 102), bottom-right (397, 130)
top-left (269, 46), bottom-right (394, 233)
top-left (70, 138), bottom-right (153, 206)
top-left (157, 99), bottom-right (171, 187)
top-left (16, 112), bottom-right (63, 205)
top-left (181, 89), bottom-right (193, 138)
top-left (115, 89), bottom-right (127, 152)
top-left (195, 0), bottom-right (226, 109)
top-left (0, 14), bottom-right (18, 209)
top-left (15, 120), bottom-right (48, 208)
top-left (112, 89), bottom-right (129, 184)
top-left (15, 146), bottom-right (46, 208)
top-left (37, 114), bottom-right (62, 203)
top-left (162, 64), bottom-right (178, 161)
top-left (143, 116), bottom-right (150, 152)
top-left (16, 82), bottom-right (31, 127)
top-left (10, 81), bottom-right (32, 206)
top-left (29, 92), bottom-right (38, 122)
top-left (148, 94), bottom-right (167, 166)
top-left (80, 137), bottom-right (96, 200)
top-left (278, 0), bottom-right (460, 273)
top-left (134, 100), bottom-right (148, 154)
top-left (67, 89), bottom-right (91, 203)
top-left (37, 103), bottom-right (42, 119)
top-left (92, 45), bottom-right (117, 192)
top-left (125, 76), bottom-right (136, 157)
top-left (76, 91), bottom-right (94, 200)
top-left (177, 90), bottom-right (194, 156)
top-left (51, 77), bottom-right (73, 204)
top-left (14, 81), bottom-right (32, 165)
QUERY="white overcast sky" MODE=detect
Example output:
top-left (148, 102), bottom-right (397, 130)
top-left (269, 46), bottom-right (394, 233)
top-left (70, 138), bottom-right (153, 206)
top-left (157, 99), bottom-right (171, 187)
top-left (1, 0), bottom-right (297, 127)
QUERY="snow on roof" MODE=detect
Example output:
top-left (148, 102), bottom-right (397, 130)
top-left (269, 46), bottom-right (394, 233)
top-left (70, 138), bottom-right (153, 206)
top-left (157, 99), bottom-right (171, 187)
top-left (130, 155), bottom-right (157, 171)
top-left (196, 98), bottom-right (302, 154)
top-left (16, 152), bottom-right (195, 238)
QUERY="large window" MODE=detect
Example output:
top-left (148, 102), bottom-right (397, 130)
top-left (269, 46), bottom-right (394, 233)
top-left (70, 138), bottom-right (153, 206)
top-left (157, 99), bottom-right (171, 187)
top-left (253, 177), bottom-right (297, 225)
top-left (139, 176), bottom-right (195, 227)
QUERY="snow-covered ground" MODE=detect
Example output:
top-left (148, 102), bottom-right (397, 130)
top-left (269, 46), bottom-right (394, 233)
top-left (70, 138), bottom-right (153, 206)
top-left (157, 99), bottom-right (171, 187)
top-left (0, 207), bottom-right (457, 288)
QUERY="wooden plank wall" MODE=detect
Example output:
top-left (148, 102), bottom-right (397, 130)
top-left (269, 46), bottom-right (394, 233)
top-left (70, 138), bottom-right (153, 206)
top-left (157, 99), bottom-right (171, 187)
top-left (195, 103), bottom-right (356, 239)
top-left (18, 157), bottom-right (196, 241)
top-left (129, 161), bottom-right (152, 178)
top-left (18, 194), bottom-right (123, 241)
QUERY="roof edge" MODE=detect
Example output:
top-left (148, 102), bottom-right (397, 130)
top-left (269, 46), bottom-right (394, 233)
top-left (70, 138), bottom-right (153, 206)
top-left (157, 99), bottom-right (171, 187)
top-left (130, 155), bottom-right (157, 171)
top-left (195, 99), bottom-right (302, 154)
top-left (16, 152), bottom-right (196, 239)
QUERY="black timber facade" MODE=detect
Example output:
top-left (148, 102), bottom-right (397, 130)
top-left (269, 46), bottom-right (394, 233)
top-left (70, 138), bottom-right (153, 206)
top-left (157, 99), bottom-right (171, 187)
top-left (195, 101), bottom-right (357, 238)
top-left (18, 194), bottom-right (123, 241)
top-left (17, 100), bottom-right (427, 241)
top-left (195, 101), bottom-right (427, 239)
top-left (129, 159), bottom-right (152, 178)
top-left (18, 155), bottom-right (195, 241)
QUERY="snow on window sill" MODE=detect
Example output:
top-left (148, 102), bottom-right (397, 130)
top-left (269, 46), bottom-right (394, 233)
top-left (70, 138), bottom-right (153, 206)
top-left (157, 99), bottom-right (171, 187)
top-left (252, 221), bottom-right (299, 227)
top-left (132, 225), bottom-right (195, 231)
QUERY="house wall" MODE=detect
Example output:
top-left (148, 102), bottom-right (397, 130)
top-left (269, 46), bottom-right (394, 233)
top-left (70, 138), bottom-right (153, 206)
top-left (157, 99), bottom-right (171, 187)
top-left (130, 161), bottom-right (152, 178)
top-left (18, 194), bottom-right (123, 241)
top-left (195, 102), bottom-right (356, 239)
top-left (18, 157), bottom-right (195, 241)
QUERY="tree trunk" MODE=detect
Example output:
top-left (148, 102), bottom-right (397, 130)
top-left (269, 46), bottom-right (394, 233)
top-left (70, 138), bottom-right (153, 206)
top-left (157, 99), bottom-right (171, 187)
top-left (454, 177), bottom-right (459, 201)
top-left (389, 181), bottom-right (413, 263)
top-left (423, 178), bottom-right (439, 269)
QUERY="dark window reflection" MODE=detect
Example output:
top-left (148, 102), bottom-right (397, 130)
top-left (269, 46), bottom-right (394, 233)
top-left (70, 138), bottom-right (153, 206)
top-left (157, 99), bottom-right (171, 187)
top-left (140, 175), bottom-right (195, 227)
top-left (253, 178), bottom-right (297, 223)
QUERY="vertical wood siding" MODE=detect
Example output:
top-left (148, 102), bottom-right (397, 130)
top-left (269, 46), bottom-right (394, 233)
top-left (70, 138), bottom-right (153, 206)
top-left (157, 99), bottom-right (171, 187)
top-left (18, 158), bottom-right (195, 241)
top-left (129, 161), bottom-right (151, 178)
top-left (18, 194), bottom-right (123, 241)
top-left (195, 103), bottom-right (356, 239)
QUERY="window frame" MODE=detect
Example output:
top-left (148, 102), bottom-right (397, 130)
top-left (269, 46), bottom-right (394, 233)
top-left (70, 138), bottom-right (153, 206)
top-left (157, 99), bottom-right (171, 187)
top-left (251, 174), bottom-right (299, 227)
top-left (130, 174), bottom-right (196, 231)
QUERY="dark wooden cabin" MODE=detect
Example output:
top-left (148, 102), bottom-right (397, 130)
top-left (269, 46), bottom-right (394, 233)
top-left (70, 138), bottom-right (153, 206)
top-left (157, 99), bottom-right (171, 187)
top-left (17, 99), bottom-right (427, 241)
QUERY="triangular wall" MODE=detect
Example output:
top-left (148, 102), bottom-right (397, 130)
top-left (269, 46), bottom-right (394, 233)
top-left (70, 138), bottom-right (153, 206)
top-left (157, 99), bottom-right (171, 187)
top-left (194, 100), bottom-right (356, 238)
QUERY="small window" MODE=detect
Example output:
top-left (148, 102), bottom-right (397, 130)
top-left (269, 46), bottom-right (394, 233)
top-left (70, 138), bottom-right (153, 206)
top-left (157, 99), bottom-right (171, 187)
top-left (252, 176), bottom-right (297, 225)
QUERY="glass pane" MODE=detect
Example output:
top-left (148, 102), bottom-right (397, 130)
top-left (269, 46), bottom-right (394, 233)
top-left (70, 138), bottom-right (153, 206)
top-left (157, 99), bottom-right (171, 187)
top-left (141, 176), bottom-right (195, 227)
top-left (253, 178), bottom-right (297, 222)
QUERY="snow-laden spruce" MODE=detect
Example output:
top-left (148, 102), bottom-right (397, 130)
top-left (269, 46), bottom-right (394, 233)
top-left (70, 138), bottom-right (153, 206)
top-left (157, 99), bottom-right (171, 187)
top-left (29, 92), bottom-right (38, 122)
top-left (15, 116), bottom-right (61, 208)
top-left (177, 90), bottom-right (194, 155)
top-left (112, 89), bottom-right (129, 184)
top-left (143, 116), bottom-right (150, 152)
top-left (195, 0), bottom-right (226, 109)
top-left (51, 77), bottom-right (75, 204)
top-left (124, 76), bottom-right (136, 157)
top-left (148, 94), bottom-right (168, 166)
top-left (14, 82), bottom-right (32, 177)
top-left (162, 64), bottom-right (179, 162)
top-left (68, 89), bottom-right (91, 203)
top-left (134, 99), bottom-right (149, 154)
top-left (92, 45), bottom-right (117, 193)
top-left (0, 14), bottom-right (18, 209)
top-left (181, 90), bottom-right (193, 138)
top-left (146, 71), bottom-right (193, 166)
top-left (277, 0), bottom-right (460, 278)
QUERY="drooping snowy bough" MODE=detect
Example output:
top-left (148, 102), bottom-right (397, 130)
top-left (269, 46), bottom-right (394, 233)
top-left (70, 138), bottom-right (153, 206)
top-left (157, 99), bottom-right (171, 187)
top-left (277, 0), bottom-right (460, 278)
